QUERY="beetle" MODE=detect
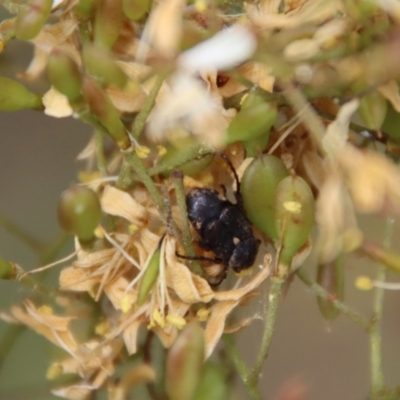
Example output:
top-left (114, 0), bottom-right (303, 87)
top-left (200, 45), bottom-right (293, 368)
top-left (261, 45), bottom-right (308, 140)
top-left (177, 154), bottom-right (260, 285)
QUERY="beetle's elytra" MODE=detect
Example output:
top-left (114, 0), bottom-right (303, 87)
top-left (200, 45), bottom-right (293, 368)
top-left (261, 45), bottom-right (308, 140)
top-left (179, 155), bottom-right (260, 285)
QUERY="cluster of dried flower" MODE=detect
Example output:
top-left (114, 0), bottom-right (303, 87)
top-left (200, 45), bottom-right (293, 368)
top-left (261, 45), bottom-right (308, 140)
top-left (3, 0), bottom-right (400, 398)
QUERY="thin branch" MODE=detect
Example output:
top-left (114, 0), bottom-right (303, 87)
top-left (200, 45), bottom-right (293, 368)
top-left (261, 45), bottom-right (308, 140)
top-left (249, 277), bottom-right (285, 385)
top-left (296, 268), bottom-right (371, 332)
top-left (370, 217), bottom-right (394, 396)
top-left (0, 211), bottom-right (43, 252)
top-left (131, 74), bottom-right (165, 140)
top-left (223, 335), bottom-right (261, 400)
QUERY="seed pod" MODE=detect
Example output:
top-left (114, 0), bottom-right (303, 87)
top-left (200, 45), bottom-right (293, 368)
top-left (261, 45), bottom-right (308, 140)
top-left (358, 91), bottom-right (387, 131)
top-left (317, 256), bottom-right (344, 321)
top-left (48, 51), bottom-right (82, 104)
top-left (275, 175), bottom-right (315, 275)
top-left (74, 0), bottom-right (96, 20)
top-left (0, 77), bottom-right (42, 111)
top-left (137, 244), bottom-right (162, 305)
top-left (0, 257), bottom-right (17, 280)
top-left (58, 186), bottom-right (102, 242)
top-left (225, 92), bottom-right (277, 145)
top-left (122, 0), bottom-right (152, 21)
top-left (94, 0), bottom-right (123, 49)
top-left (193, 362), bottom-right (228, 400)
top-left (83, 45), bottom-right (127, 88)
top-left (15, 0), bottom-right (52, 41)
top-left (166, 323), bottom-right (205, 400)
top-left (241, 155), bottom-right (289, 240)
top-left (83, 77), bottom-right (130, 150)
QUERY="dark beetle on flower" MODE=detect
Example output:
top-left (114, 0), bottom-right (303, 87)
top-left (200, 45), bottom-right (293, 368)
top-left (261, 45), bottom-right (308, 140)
top-left (178, 155), bottom-right (260, 286)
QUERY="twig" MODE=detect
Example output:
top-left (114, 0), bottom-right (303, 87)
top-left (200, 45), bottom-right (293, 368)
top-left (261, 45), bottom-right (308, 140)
top-left (93, 130), bottom-right (108, 176)
top-left (223, 335), bottom-right (261, 400)
top-left (370, 217), bottom-right (394, 396)
top-left (131, 74), bottom-right (165, 139)
top-left (0, 324), bottom-right (25, 372)
top-left (282, 82), bottom-right (326, 153)
top-left (296, 268), bottom-right (371, 332)
top-left (124, 151), bottom-right (166, 219)
top-left (249, 277), bottom-right (285, 386)
top-left (0, 211), bottom-right (43, 252)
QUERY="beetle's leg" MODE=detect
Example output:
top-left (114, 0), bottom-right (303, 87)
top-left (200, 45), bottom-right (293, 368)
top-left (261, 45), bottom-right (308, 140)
top-left (220, 153), bottom-right (243, 208)
top-left (209, 265), bottom-right (229, 287)
top-left (175, 251), bottom-right (223, 264)
top-left (220, 184), bottom-right (227, 197)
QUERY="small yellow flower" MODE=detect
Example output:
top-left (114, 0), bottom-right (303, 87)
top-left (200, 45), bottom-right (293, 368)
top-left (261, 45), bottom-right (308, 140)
top-left (355, 276), bottom-right (374, 291)
top-left (157, 145), bottom-right (167, 157)
top-left (197, 308), bottom-right (210, 322)
top-left (135, 145), bottom-right (150, 159)
top-left (166, 314), bottom-right (187, 329)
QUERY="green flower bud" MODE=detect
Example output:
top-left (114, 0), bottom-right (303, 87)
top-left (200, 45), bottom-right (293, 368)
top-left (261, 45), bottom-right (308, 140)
top-left (317, 256), bottom-right (344, 321)
top-left (0, 257), bottom-right (17, 280)
top-left (241, 155), bottom-right (289, 240)
top-left (58, 186), bottom-right (102, 242)
top-left (75, 0), bottom-right (96, 20)
top-left (15, 0), bottom-right (52, 41)
top-left (358, 91), bottom-right (387, 131)
top-left (166, 323), bottom-right (205, 400)
top-left (48, 51), bottom-right (83, 104)
top-left (275, 175), bottom-right (315, 275)
top-left (158, 138), bottom-right (214, 177)
top-left (193, 362), bottom-right (228, 400)
top-left (122, 0), bottom-right (152, 21)
top-left (83, 77), bottom-right (130, 149)
top-left (226, 93), bottom-right (277, 145)
top-left (0, 77), bottom-right (43, 111)
top-left (83, 45), bottom-right (128, 88)
top-left (94, 0), bottom-right (123, 49)
top-left (137, 245), bottom-right (161, 305)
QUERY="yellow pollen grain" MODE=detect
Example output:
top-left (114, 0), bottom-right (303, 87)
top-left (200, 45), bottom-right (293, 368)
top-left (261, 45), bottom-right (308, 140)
top-left (120, 295), bottom-right (132, 313)
top-left (283, 201), bottom-right (302, 214)
top-left (157, 145), bottom-right (167, 157)
top-left (197, 308), bottom-right (210, 321)
top-left (152, 309), bottom-right (165, 328)
top-left (128, 224), bottom-right (139, 234)
top-left (38, 305), bottom-right (53, 315)
top-left (94, 226), bottom-right (104, 239)
top-left (95, 320), bottom-right (110, 336)
top-left (166, 314), bottom-right (186, 329)
top-left (135, 146), bottom-right (150, 159)
top-left (46, 363), bottom-right (62, 380)
top-left (355, 276), bottom-right (374, 291)
top-left (194, 0), bottom-right (207, 12)
top-left (240, 93), bottom-right (248, 105)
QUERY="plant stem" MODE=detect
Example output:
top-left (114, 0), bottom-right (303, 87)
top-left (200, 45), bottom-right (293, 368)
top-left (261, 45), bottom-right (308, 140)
top-left (93, 130), bottom-right (108, 176)
top-left (131, 74), bottom-right (165, 140)
top-left (249, 277), bottom-right (285, 386)
top-left (370, 217), bottom-right (394, 396)
top-left (0, 324), bottom-right (25, 372)
top-left (282, 82), bottom-right (326, 152)
top-left (223, 335), bottom-right (261, 400)
top-left (124, 151), bottom-right (166, 219)
top-left (0, 211), bottom-right (43, 252)
top-left (171, 171), bottom-right (202, 275)
top-left (296, 268), bottom-right (371, 332)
